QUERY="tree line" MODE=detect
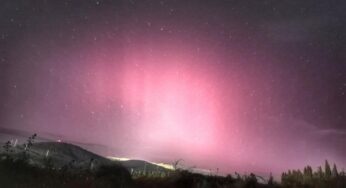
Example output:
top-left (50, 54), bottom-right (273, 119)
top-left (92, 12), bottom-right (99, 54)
top-left (281, 160), bottom-right (346, 188)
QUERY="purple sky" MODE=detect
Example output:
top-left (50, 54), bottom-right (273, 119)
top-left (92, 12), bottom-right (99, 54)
top-left (1, 0), bottom-right (346, 176)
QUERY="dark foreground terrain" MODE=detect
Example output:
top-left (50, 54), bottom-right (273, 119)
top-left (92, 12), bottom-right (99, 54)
top-left (0, 155), bottom-right (276, 188)
top-left (1, 135), bottom-right (345, 188)
top-left (2, 154), bottom-right (346, 188)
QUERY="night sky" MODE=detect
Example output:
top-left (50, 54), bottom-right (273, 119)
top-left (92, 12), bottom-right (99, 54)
top-left (1, 0), bottom-right (346, 176)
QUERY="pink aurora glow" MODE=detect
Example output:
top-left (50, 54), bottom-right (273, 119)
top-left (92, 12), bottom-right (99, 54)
top-left (82, 40), bottom-right (232, 159)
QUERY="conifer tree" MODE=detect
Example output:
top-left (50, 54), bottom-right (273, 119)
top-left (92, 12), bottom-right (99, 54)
top-left (3, 141), bottom-right (11, 153)
top-left (325, 160), bottom-right (332, 179)
top-left (303, 165), bottom-right (313, 185)
top-left (268, 173), bottom-right (274, 185)
top-left (332, 164), bottom-right (338, 177)
top-left (317, 166), bottom-right (323, 179)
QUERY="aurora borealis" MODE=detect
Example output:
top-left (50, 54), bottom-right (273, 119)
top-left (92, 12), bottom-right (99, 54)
top-left (1, 0), bottom-right (345, 176)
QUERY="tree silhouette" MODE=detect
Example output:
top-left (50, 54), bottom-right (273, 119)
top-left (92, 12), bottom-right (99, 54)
top-left (325, 160), bottom-right (332, 179)
top-left (332, 163), bottom-right (338, 177)
top-left (316, 166), bottom-right (323, 179)
top-left (2, 141), bottom-right (12, 154)
top-left (268, 173), bottom-right (274, 185)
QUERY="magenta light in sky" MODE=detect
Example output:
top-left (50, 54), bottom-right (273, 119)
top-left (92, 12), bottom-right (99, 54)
top-left (78, 38), bottom-right (232, 161)
top-left (120, 55), bottom-right (223, 156)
